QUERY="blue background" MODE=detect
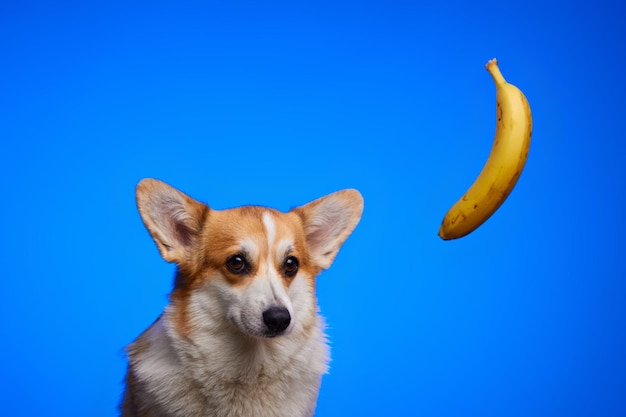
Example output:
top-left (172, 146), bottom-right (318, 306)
top-left (2, 1), bottom-right (625, 416)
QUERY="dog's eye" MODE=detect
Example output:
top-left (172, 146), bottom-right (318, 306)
top-left (283, 256), bottom-right (299, 278)
top-left (226, 255), bottom-right (247, 274)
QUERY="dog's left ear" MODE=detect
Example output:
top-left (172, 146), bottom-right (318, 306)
top-left (136, 178), bottom-right (208, 264)
top-left (292, 189), bottom-right (364, 270)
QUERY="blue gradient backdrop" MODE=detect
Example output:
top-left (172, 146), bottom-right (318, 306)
top-left (2, 1), bottom-right (625, 416)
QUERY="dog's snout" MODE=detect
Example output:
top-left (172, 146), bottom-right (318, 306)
top-left (262, 306), bottom-right (291, 334)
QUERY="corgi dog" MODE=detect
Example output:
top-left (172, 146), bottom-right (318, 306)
top-left (121, 179), bottom-right (363, 417)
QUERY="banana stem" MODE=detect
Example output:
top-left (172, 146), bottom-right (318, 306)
top-left (485, 58), bottom-right (507, 87)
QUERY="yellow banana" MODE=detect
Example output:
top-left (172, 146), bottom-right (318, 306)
top-left (439, 58), bottom-right (532, 240)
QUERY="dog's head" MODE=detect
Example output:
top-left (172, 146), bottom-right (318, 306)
top-left (135, 179), bottom-right (363, 339)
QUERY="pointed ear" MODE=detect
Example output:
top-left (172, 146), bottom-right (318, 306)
top-left (292, 189), bottom-right (363, 270)
top-left (135, 179), bottom-right (208, 264)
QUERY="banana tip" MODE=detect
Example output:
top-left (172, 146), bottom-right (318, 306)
top-left (485, 58), bottom-right (498, 70)
top-left (438, 225), bottom-right (451, 240)
top-left (485, 57), bottom-right (506, 86)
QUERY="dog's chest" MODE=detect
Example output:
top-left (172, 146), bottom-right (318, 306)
top-left (131, 316), bottom-right (328, 417)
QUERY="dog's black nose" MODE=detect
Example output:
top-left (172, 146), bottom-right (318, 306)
top-left (262, 306), bottom-right (291, 334)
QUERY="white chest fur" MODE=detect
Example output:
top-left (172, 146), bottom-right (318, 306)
top-left (129, 305), bottom-right (329, 417)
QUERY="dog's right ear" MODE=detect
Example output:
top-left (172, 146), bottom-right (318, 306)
top-left (136, 179), bottom-right (208, 264)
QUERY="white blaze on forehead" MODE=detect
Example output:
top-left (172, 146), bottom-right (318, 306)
top-left (263, 212), bottom-right (294, 258)
top-left (260, 211), bottom-right (293, 311)
top-left (262, 212), bottom-right (277, 249)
